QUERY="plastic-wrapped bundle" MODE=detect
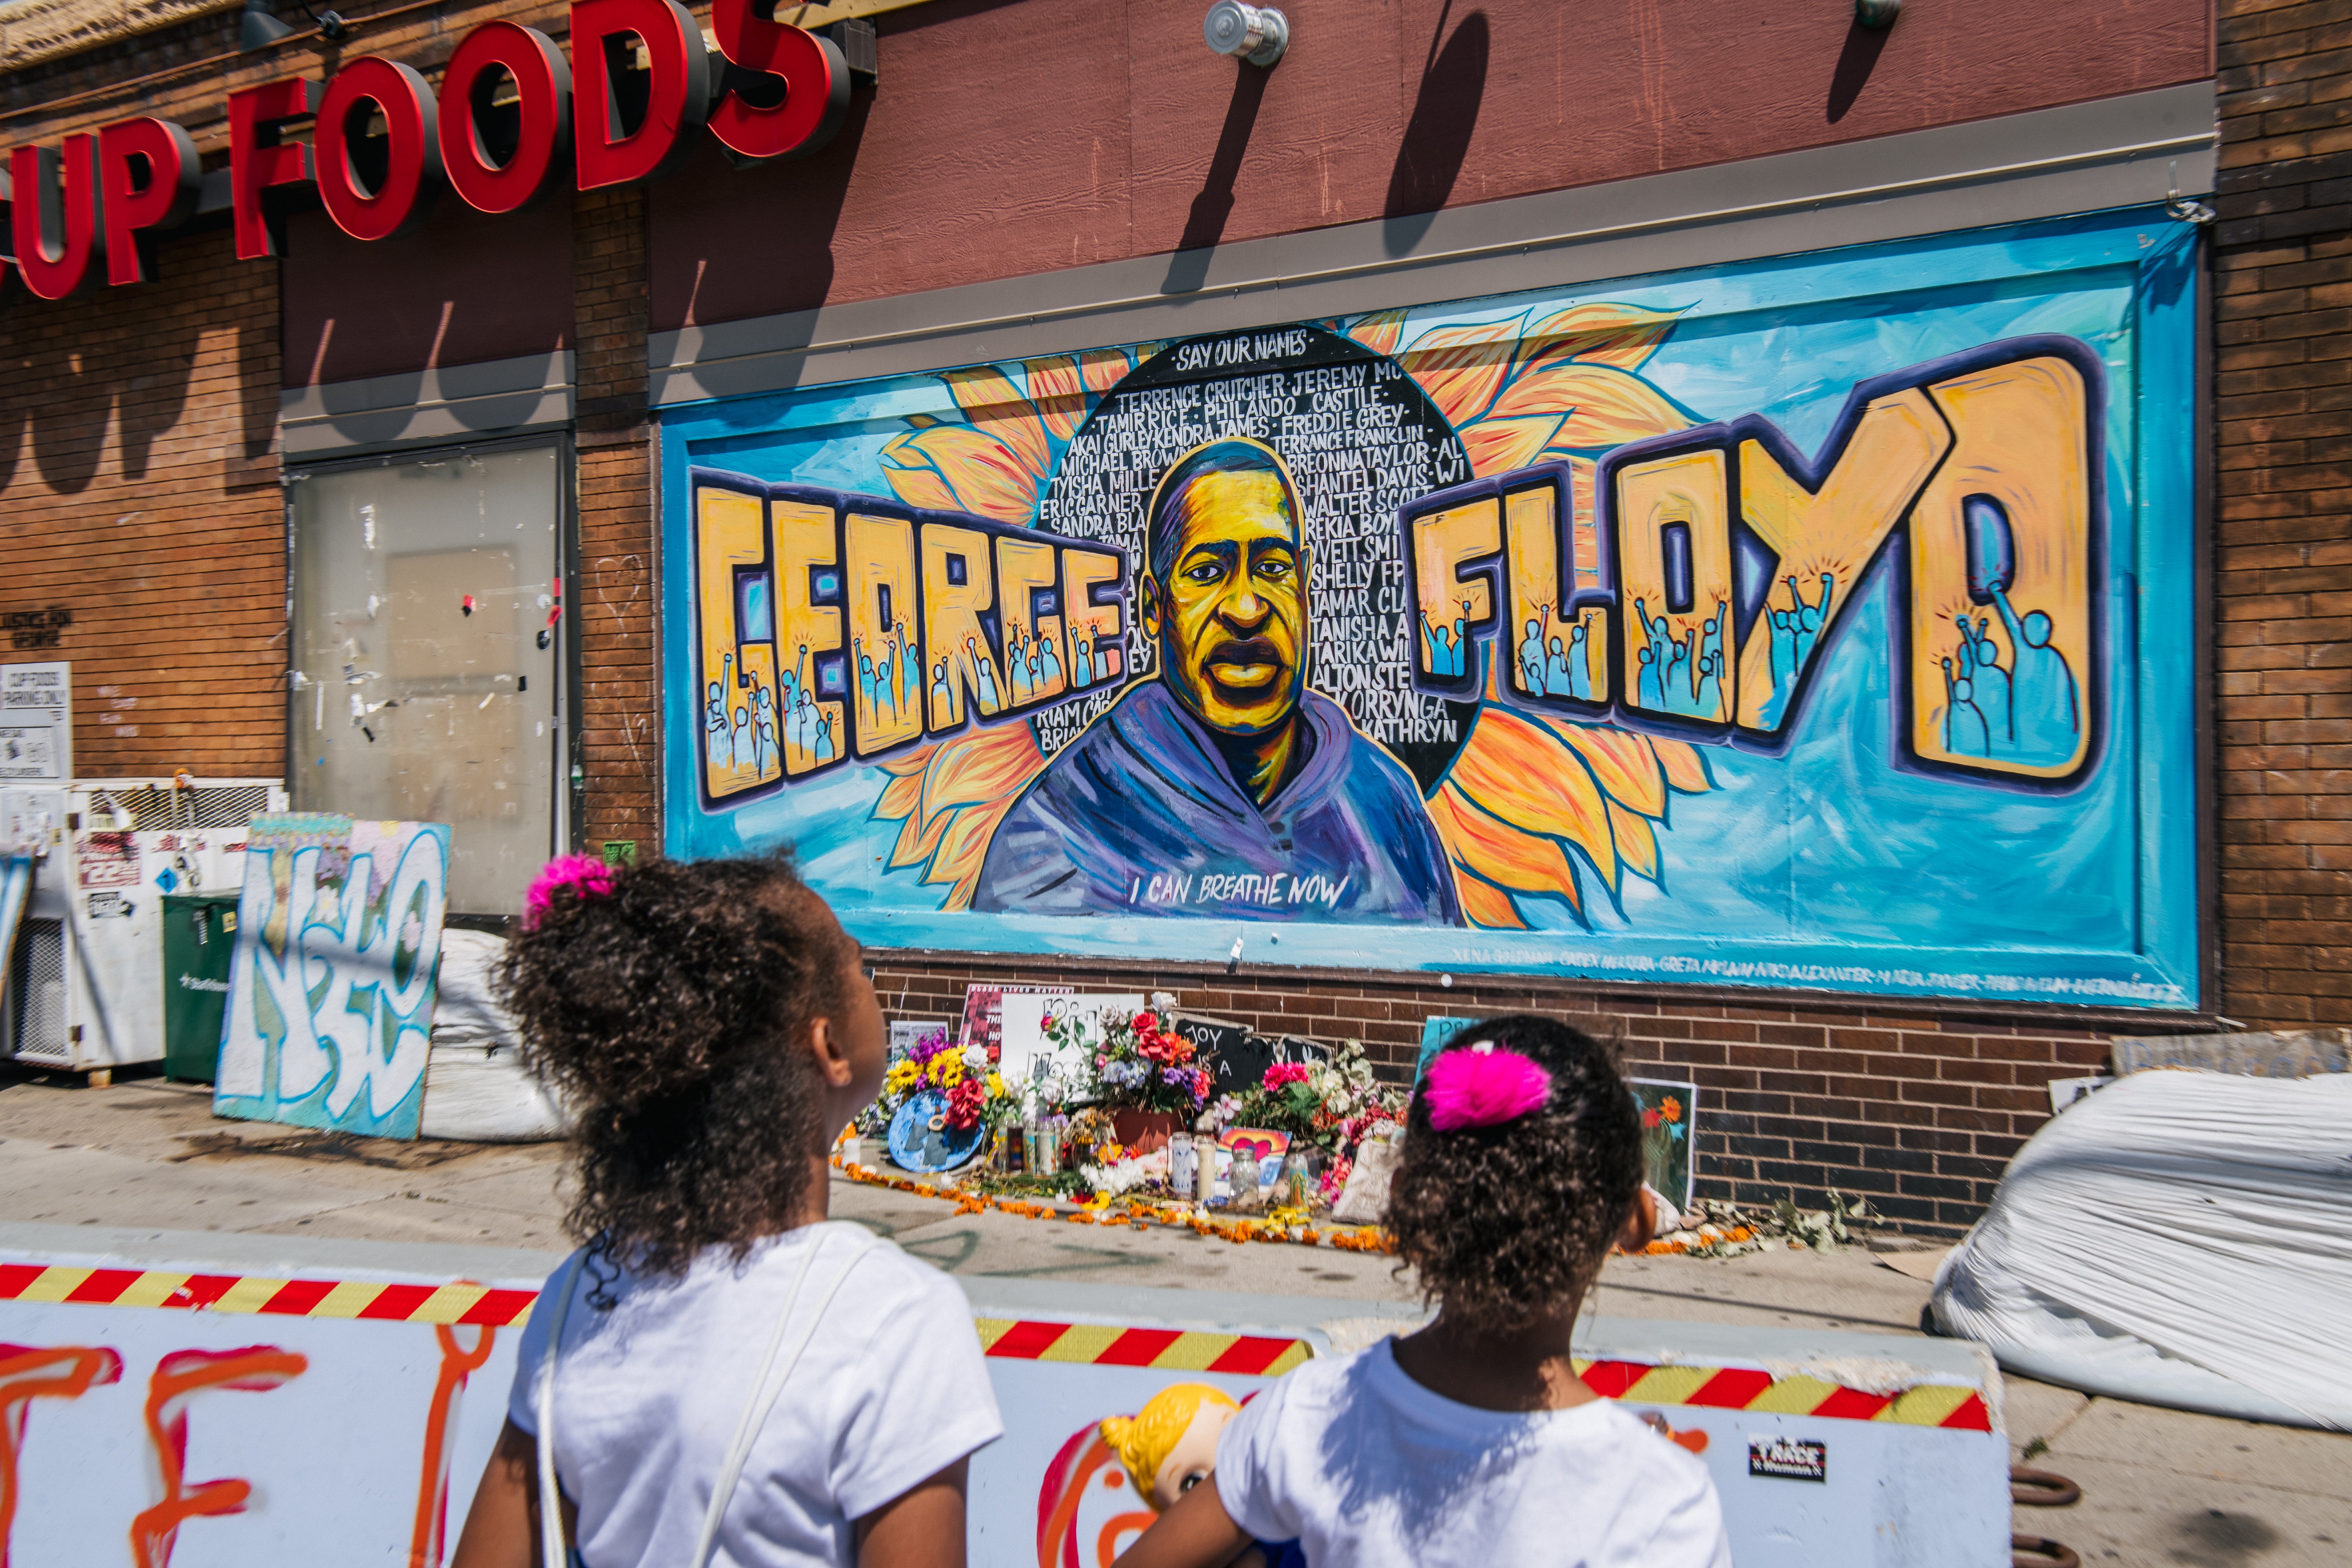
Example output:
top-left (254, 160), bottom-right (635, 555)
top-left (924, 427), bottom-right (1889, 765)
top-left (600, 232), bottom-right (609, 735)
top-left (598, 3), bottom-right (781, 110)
top-left (1932, 1068), bottom-right (2352, 1430)
top-left (419, 928), bottom-right (570, 1143)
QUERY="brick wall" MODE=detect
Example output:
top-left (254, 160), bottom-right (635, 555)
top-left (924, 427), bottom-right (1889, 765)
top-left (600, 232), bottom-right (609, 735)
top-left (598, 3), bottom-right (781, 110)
top-left (573, 185), bottom-right (660, 854)
top-left (0, 223), bottom-right (283, 778)
top-left (2214, 0), bottom-right (2352, 1029)
top-left (871, 953), bottom-right (2132, 1238)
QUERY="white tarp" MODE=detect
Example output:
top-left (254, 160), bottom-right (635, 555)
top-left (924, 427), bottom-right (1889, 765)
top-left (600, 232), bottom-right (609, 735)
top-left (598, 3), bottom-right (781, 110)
top-left (1932, 1068), bottom-right (2352, 1429)
top-left (418, 928), bottom-right (567, 1143)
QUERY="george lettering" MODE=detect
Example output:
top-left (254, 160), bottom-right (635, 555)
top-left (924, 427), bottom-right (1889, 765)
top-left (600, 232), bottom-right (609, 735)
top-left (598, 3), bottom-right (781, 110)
top-left (694, 473), bottom-right (1129, 803)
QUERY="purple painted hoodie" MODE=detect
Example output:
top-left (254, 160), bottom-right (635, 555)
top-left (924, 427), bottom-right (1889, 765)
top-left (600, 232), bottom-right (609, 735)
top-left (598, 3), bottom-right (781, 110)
top-left (972, 680), bottom-right (1461, 925)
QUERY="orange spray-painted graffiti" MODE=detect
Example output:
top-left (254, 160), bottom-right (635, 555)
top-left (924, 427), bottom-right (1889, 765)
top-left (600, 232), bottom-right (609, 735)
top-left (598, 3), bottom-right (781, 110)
top-left (409, 1323), bottom-right (498, 1568)
top-left (129, 1346), bottom-right (308, 1568)
top-left (0, 1344), bottom-right (123, 1567)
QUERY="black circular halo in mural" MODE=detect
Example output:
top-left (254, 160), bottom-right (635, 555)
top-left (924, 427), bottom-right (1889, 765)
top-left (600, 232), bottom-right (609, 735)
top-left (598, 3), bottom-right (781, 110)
top-left (1035, 324), bottom-right (1477, 789)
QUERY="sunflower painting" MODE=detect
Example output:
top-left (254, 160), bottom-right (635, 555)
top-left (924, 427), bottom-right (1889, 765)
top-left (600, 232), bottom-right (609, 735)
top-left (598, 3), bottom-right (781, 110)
top-left (662, 213), bottom-right (2200, 1010)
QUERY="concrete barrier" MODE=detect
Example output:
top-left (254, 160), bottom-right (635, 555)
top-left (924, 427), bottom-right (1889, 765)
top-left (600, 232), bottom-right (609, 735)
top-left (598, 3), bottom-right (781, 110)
top-left (0, 1225), bottom-right (2008, 1566)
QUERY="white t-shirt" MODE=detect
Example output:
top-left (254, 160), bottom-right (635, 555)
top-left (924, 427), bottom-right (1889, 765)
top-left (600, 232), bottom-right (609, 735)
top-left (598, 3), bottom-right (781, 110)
top-left (1214, 1337), bottom-right (1731, 1568)
top-left (506, 1222), bottom-right (1003, 1568)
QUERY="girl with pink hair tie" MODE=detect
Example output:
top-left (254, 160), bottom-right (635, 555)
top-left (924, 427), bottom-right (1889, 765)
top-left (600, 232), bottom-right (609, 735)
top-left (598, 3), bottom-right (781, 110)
top-left (1116, 1014), bottom-right (1729, 1568)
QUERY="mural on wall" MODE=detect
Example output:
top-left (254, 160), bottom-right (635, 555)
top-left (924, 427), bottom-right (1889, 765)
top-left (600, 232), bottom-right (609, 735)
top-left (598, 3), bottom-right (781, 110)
top-left (664, 210), bottom-right (2199, 1008)
top-left (213, 814), bottom-right (450, 1140)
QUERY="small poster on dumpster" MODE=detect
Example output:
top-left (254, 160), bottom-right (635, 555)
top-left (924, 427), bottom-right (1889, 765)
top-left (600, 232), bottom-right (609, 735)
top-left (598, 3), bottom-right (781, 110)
top-left (213, 814), bottom-right (450, 1140)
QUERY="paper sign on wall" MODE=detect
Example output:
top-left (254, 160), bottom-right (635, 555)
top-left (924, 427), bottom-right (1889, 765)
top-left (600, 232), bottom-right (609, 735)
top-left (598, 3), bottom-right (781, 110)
top-left (0, 661), bottom-right (69, 784)
top-left (214, 814), bottom-right (450, 1140)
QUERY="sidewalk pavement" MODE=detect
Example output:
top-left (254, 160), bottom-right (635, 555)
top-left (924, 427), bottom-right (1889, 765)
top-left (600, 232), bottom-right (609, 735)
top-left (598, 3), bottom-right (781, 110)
top-left (4, 1070), bottom-right (2346, 1564)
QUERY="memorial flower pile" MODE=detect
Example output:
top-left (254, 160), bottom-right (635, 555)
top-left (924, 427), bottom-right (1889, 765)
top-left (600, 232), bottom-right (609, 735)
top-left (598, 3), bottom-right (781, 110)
top-left (1231, 1038), bottom-right (1405, 1155)
top-left (1056, 1007), bottom-right (1212, 1115)
top-left (877, 1028), bottom-right (1014, 1131)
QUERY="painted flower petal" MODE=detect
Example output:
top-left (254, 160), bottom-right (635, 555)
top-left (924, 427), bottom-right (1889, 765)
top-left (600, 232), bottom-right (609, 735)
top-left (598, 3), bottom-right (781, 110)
top-left (1430, 783), bottom-right (1584, 908)
top-left (1522, 301), bottom-right (1689, 374)
top-left (932, 805), bottom-right (1009, 908)
top-left (1447, 706), bottom-right (1618, 892)
top-left (918, 723), bottom-right (1045, 832)
top-left (1402, 313), bottom-right (1528, 427)
top-left (1023, 356), bottom-right (1091, 441)
top-left (876, 763), bottom-right (929, 825)
top-left (1450, 862), bottom-right (1527, 929)
top-left (1543, 718), bottom-right (1668, 818)
top-left (1348, 308), bottom-right (1407, 358)
top-left (1076, 348), bottom-right (1131, 395)
top-left (1499, 360), bottom-right (1691, 450)
top-left (888, 795), bottom-right (958, 870)
top-left (1460, 413), bottom-right (1566, 477)
top-left (880, 425), bottom-right (1040, 524)
top-left (943, 366), bottom-right (1055, 481)
top-left (1657, 740), bottom-right (1713, 794)
top-left (1607, 797), bottom-right (1661, 884)
top-left (876, 433), bottom-right (964, 513)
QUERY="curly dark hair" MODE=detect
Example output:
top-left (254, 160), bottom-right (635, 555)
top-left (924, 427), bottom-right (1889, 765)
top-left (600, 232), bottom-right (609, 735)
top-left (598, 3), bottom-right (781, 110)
top-left (1386, 1015), bottom-right (1642, 1331)
top-left (498, 852), bottom-right (854, 1282)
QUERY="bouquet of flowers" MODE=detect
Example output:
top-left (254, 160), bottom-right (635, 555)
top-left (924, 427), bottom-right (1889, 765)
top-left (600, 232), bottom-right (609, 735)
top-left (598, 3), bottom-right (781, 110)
top-left (1231, 1038), bottom-right (1403, 1155)
top-left (876, 1028), bottom-right (1018, 1133)
top-left (1054, 1007), bottom-right (1212, 1116)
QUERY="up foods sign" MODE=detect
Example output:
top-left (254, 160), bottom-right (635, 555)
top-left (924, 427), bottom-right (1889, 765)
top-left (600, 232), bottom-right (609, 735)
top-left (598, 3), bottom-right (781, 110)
top-left (0, 0), bottom-right (848, 300)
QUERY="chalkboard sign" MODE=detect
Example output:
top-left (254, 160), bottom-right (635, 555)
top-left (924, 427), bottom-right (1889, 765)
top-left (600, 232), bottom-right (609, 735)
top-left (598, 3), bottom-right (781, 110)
top-left (1170, 1014), bottom-right (1331, 1097)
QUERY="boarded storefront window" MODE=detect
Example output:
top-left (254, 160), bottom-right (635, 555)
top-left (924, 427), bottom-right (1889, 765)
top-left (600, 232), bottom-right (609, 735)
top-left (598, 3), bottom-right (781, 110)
top-left (289, 444), bottom-right (563, 915)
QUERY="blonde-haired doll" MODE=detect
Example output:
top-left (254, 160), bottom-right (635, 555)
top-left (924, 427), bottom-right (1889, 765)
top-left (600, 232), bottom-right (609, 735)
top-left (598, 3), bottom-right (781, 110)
top-left (1103, 1386), bottom-right (1292, 1567)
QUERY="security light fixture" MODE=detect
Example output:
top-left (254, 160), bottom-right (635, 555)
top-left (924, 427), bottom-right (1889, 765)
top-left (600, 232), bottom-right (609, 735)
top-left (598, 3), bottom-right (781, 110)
top-left (1855, 0), bottom-right (1901, 27)
top-left (240, 0), bottom-right (351, 52)
top-left (1204, 2), bottom-right (1287, 67)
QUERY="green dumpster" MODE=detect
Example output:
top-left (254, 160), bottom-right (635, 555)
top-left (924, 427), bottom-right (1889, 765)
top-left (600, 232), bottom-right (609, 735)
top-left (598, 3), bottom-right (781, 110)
top-left (162, 893), bottom-right (240, 1083)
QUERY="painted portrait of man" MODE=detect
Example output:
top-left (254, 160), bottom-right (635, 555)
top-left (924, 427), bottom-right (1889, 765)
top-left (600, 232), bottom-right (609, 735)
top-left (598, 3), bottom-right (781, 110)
top-left (973, 438), bottom-right (1461, 923)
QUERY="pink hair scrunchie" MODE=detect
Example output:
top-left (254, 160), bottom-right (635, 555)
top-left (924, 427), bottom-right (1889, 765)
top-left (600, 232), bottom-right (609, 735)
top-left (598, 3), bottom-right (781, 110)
top-left (523, 854), bottom-right (617, 929)
top-left (1424, 1040), bottom-right (1552, 1131)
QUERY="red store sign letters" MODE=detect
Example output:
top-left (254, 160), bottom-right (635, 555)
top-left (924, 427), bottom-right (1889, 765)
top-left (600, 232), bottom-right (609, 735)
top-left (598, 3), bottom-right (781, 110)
top-left (0, 0), bottom-right (848, 300)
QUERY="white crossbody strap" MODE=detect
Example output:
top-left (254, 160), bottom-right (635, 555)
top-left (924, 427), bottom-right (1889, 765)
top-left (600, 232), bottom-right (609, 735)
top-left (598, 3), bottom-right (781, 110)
top-left (531, 1231), bottom-right (882, 1568)
top-left (690, 1228), bottom-right (882, 1568)
top-left (535, 1252), bottom-right (588, 1568)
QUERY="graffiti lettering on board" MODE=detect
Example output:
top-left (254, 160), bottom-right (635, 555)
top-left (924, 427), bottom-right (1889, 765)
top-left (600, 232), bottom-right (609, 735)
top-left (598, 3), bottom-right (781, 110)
top-left (131, 1347), bottom-right (309, 1568)
top-left (0, 1345), bottom-right (123, 1563)
top-left (213, 814), bottom-right (450, 1141)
